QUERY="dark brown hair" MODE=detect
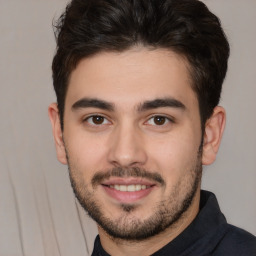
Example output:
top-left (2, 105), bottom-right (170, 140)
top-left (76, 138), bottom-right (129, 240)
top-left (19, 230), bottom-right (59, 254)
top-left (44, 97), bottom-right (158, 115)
top-left (52, 0), bottom-right (230, 129)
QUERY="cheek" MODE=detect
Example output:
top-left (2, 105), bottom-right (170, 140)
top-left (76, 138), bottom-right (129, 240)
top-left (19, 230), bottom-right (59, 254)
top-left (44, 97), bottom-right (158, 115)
top-left (147, 131), bottom-right (201, 177)
top-left (64, 130), bottom-right (109, 174)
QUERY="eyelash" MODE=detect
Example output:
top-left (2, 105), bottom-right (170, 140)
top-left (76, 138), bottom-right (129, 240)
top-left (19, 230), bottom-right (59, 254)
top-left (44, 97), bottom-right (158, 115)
top-left (83, 114), bottom-right (174, 127)
top-left (146, 115), bottom-right (174, 126)
top-left (83, 115), bottom-right (111, 126)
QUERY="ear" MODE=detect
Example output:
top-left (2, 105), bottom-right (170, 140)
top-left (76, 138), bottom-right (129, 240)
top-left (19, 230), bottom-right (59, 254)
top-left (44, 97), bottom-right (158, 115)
top-left (202, 106), bottom-right (226, 165)
top-left (48, 103), bottom-right (67, 165)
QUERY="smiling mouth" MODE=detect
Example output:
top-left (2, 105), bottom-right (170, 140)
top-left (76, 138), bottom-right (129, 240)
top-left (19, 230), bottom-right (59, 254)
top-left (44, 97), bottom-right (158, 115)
top-left (101, 178), bottom-right (157, 203)
top-left (104, 184), bottom-right (152, 192)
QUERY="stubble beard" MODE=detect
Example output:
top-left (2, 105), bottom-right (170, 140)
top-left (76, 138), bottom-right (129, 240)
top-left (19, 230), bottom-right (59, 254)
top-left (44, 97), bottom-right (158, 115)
top-left (67, 152), bottom-right (202, 241)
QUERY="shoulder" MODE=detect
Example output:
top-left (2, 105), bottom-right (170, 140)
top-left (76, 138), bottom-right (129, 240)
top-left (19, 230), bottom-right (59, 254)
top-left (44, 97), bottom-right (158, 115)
top-left (212, 224), bottom-right (256, 256)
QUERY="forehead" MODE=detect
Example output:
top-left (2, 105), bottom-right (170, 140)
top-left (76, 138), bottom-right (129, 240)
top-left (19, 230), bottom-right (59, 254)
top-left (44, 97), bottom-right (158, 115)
top-left (66, 47), bottom-right (197, 110)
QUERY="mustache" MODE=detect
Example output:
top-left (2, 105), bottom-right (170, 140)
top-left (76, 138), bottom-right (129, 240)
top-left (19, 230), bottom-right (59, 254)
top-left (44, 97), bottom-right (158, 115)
top-left (91, 167), bottom-right (165, 187)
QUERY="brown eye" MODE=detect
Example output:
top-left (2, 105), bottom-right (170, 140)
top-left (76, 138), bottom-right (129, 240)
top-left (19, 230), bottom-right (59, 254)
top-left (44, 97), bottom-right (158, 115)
top-left (153, 116), bottom-right (167, 125)
top-left (92, 116), bottom-right (104, 124)
top-left (85, 115), bottom-right (110, 126)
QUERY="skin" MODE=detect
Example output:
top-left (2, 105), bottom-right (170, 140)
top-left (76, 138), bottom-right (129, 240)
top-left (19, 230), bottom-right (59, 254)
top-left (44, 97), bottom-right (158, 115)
top-left (49, 47), bottom-right (226, 256)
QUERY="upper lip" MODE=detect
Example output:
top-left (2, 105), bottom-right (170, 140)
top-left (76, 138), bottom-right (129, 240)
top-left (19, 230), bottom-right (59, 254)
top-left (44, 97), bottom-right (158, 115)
top-left (101, 177), bottom-right (156, 186)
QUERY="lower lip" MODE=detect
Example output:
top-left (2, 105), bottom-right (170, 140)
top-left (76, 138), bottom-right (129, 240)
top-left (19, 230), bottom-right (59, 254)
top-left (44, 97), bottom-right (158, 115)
top-left (102, 185), bottom-right (155, 203)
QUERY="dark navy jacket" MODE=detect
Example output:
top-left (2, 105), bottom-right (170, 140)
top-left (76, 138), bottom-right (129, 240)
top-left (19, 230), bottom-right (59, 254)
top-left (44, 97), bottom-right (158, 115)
top-left (92, 190), bottom-right (256, 256)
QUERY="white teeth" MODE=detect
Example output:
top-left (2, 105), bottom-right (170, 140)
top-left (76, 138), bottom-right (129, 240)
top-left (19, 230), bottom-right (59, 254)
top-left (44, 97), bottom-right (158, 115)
top-left (119, 185), bottom-right (126, 191)
top-left (127, 185), bottom-right (135, 192)
top-left (135, 184), bottom-right (141, 191)
top-left (110, 184), bottom-right (148, 192)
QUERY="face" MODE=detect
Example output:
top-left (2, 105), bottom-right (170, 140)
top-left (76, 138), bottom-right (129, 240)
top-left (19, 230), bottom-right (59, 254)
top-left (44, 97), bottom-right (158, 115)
top-left (52, 48), bottom-right (205, 240)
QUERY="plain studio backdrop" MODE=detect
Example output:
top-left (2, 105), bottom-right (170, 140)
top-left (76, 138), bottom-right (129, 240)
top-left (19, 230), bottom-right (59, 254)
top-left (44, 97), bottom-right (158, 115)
top-left (0, 0), bottom-right (255, 255)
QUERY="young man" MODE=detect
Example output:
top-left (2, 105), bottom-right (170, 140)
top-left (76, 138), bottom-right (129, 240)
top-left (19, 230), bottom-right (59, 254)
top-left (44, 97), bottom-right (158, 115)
top-left (48, 0), bottom-right (256, 255)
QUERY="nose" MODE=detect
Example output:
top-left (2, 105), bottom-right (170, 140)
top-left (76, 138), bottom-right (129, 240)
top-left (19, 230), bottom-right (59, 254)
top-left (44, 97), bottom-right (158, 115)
top-left (107, 122), bottom-right (147, 167)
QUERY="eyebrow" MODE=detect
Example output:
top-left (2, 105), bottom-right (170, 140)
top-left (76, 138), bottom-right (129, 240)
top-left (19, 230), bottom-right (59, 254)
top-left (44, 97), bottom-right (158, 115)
top-left (72, 98), bottom-right (114, 111)
top-left (137, 98), bottom-right (186, 112)
top-left (71, 97), bottom-right (186, 112)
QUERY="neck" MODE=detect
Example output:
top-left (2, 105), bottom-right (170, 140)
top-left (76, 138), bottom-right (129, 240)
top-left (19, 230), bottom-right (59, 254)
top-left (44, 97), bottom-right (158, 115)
top-left (98, 189), bottom-right (200, 256)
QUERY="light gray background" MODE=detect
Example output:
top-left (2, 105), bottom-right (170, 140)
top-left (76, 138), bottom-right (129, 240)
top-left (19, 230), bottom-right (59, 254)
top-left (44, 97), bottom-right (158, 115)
top-left (0, 0), bottom-right (255, 255)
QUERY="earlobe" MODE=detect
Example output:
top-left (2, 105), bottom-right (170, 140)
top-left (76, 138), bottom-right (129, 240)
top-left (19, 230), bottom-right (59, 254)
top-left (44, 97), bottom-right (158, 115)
top-left (48, 103), bottom-right (67, 165)
top-left (202, 106), bottom-right (226, 165)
